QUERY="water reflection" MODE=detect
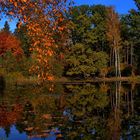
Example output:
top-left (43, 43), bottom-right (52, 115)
top-left (0, 75), bottom-right (5, 96)
top-left (0, 83), bottom-right (140, 140)
top-left (63, 84), bottom-right (109, 140)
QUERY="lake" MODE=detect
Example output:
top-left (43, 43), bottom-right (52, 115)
top-left (0, 82), bottom-right (140, 140)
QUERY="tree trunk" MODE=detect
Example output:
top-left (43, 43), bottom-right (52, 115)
top-left (118, 48), bottom-right (121, 77)
top-left (115, 81), bottom-right (118, 107)
top-left (115, 48), bottom-right (118, 77)
top-left (130, 43), bottom-right (133, 65)
top-left (110, 48), bottom-right (112, 66)
top-left (130, 43), bottom-right (134, 76)
top-left (127, 45), bottom-right (129, 64)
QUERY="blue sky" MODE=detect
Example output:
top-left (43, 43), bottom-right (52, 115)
top-left (74, 0), bottom-right (137, 14)
top-left (0, 0), bottom-right (137, 32)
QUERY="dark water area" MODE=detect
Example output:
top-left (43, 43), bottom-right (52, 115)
top-left (0, 82), bottom-right (140, 140)
top-left (0, 75), bottom-right (5, 96)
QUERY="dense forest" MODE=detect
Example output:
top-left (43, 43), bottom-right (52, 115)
top-left (0, 0), bottom-right (140, 83)
top-left (0, 1), bottom-right (140, 139)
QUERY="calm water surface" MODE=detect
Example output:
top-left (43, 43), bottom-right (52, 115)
top-left (0, 82), bottom-right (140, 140)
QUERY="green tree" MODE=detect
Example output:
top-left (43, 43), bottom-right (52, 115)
top-left (69, 5), bottom-right (108, 51)
top-left (2, 21), bottom-right (10, 33)
top-left (90, 5), bottom-right (108, 51)
top-left (65, 5), bottom-right (109, 79)
top-left (120, 0), bottom-right (140, 75)
top-left (14, 25), bottom-right (31, 57)
top-left (134, 0), bottom-right (140, 9)
top-left (66, 43), bottom-right (108, 78)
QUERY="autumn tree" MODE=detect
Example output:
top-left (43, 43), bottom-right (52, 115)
top-left (106, 7), bottom-right (121, 77)
top-left (0, 31), bottom-right (23, 73)
top-left (0, 0), bottom-right (71, 81)
top-left (0, 31), bottom-right (23, 57)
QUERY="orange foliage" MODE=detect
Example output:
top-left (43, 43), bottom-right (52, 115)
top-left (0, 31), bottom-right (23, 57)
top-left (0, 103), bottom-right (23, 127)
top-left (106, 7), bottom-right (121, 49)
top-left (0, 0), bottom-right (71, 80)
top-left (47, 75), bottom-right (54, 81)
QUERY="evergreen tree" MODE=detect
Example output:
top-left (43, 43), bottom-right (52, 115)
top-left (134, 0), bottom-right (140, 10)
top-left (4, 126), bottom-right (11, 137)
top-left (120, 0), bottom-right (140, 75)
top-left (69, 5), bottom-right (108, 51)
top-left (65, 5), bottom-right (109, 79)
top-left (3, 21), bottom-right (10, 33)
top-left (14, 25), bottom-right (31, 57)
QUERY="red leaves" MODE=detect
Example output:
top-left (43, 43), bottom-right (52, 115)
top-left (0, 31), bottom-right (23, 57)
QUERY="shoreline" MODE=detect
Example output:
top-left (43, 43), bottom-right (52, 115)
top-left (4, 76), bottom-right (140, 87)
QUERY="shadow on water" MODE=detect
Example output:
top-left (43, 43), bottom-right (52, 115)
top-left (0, 75), bottom-right (5, 96)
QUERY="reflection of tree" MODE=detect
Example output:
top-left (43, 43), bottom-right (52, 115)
top-left (0, 103), bottom-right (23, 127)
top-left (107, 82), bottom-right (138, 140)
top-left (15, 85), bottom-right (65, 138)
top-left (4, 126), bottom-right (10, 137)
top-left (63, 84), bottom-right (109, 139)
top-left (107, 107), bottom-right (121, 140)
top-left (0, 84), bottom-right (65, 139)
top-left (0, 75), bottom-right (5, 96)
top-left (63, 83), bottom-right (138, 140)
top-left (15, 101), bottom-right (37, 136)
top-left (0, 83), bottom-right (139, 139)
top-left (0, 102), bottom-right (23, 137)
top-left (121, 84), bottom-right (140, 140)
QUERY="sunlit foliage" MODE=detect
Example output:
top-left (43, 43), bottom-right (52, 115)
top-left (0, 0), bottom-right (72, 80)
